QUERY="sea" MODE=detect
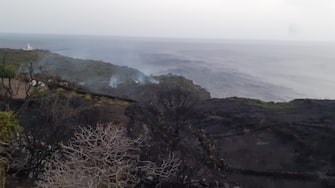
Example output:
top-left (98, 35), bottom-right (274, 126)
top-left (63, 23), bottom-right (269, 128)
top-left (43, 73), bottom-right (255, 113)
top-left (1, 33), bottom-right (335, 102)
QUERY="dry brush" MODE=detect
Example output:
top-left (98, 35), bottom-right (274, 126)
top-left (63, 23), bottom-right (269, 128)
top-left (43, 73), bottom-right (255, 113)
top-left (37, 123), bottom-right (180, 188)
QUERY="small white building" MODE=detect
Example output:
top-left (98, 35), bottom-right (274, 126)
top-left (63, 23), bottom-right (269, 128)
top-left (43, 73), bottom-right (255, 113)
top-left (23, 43), bottom-right (33, 51)
top-left (30, 79), bottom-right (46, 87)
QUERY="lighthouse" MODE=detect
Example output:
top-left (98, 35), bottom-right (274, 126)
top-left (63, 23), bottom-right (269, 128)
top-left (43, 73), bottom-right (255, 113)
top-left (23, 43), bottom-right (33, 51)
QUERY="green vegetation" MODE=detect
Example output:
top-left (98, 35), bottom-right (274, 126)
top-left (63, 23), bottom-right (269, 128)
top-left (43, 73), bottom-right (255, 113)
top-left (0, 112), bottom-right (22, 188)
top-left (31, 87), bottom-right (48, 97)
top-left (0, 65), bottom-right (15, 79)
top-left (0, 111), bottom-right (22, 142)
top-left (0, 50), bottom-right (39, 71)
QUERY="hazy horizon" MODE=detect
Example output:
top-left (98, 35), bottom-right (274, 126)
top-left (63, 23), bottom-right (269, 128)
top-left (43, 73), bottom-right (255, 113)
top-left (2, 32), bottom-right (335, 44)
top-left (1, 0), bottom-right (335, 42)
top-left (2, 33), bottom-right (335, 101)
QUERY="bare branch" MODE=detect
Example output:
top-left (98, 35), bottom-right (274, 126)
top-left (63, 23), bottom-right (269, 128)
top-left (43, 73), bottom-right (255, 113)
top-left (37, 123), bottom-right (180, 188)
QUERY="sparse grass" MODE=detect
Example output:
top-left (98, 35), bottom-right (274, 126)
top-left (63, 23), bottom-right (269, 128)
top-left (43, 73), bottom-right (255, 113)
top-left (250, 100), bottom-right (295, 110)
top-left (54, 87), bottom-right (65, 93)
top-left (227, 97), bottom-right (248, 101)
top-left (84, 94), bottom-right (92, 101)
top-left (93, 96), bottom-right (130, 107)
top-left (0, 49), bottom-right (40, 71)
top-left (227, 97), bottom-right (295, 110)
top-left (31, 87), bottom-right (48, 97)
top-left (99, 97), bottom-right (109, 103)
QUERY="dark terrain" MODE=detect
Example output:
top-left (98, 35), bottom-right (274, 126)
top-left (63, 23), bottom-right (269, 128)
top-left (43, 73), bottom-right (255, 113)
top-left (191, 98), bottom-right (335, 187)
top-left (1, 48), bottom-right (335, 188)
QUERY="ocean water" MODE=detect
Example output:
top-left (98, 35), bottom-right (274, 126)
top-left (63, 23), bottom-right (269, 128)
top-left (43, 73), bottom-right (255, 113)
top-left (1, 33), bottom-right (335, 101)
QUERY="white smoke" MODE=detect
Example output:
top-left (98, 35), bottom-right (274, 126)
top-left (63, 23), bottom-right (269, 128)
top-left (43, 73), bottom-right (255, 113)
top-left (148, 76), bottom-right (159, 84)
top-left (109, 76), bottom-right (121, 88)
top-left (109, 74), bottom-right (159, 88)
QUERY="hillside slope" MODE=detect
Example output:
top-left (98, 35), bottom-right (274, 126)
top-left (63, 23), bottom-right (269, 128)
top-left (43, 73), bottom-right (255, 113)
top-left (1, 48), bottom-right (335, 187)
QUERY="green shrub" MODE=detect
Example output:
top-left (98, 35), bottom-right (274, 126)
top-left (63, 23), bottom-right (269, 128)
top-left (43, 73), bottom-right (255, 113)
top-left (0, 111), bottom-right (22, 142)
top-left (0, 65), bottom-right (16, 79)
top-left (0, 112), bottom-right (21, 188)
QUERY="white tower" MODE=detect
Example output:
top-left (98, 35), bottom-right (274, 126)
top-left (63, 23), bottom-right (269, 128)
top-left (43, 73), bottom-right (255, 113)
top-left (23, 43), bottom-right (33, 51)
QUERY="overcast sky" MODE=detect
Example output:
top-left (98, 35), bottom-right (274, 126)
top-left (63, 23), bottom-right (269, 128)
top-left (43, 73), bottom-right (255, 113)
top-left (1, 0), bottom-right (335, 41)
